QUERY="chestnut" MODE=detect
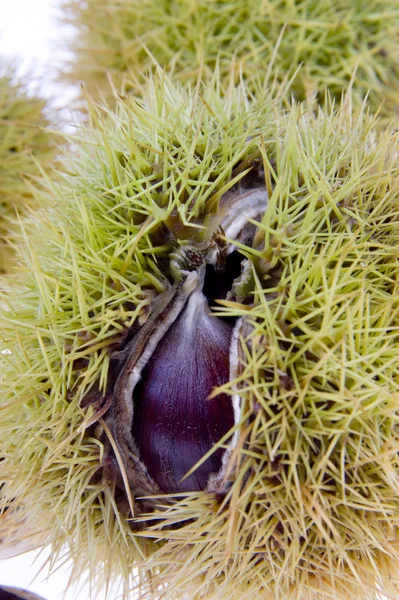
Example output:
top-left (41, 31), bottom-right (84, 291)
top-left (0, 587), bottom-right (46, 600)
top-left (108, 186), bottom-right (267, 498)
top-left (132, 285), bottom-right (235, 493)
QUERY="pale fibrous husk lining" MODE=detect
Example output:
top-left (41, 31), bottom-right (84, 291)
top-left (1, 72), bottom-right (399, 600)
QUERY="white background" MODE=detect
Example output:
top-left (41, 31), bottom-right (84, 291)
top-left (0, 1), bottom-right (120, 597)
top-left (0, 0), bottom-right (78, 111)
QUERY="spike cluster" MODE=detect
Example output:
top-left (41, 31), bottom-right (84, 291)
top-left (0, 70), bottom-right (55, 272)
top-left (0, 72), bottom-right (284, 591)
top-left (2, 70), bottom-right (399, 600)
top-left (64, 0), bottom-right (399, 118)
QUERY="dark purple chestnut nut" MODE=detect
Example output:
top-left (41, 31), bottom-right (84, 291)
top-left (132, 287), bottom-right (235, 493)
top-left (0, 587), bottom-right (46, 600)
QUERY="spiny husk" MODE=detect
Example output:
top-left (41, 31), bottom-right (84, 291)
top-left (63, 0), bottom-right (399, 118)
top-left (1, 71), bottom-right (399, 600)
top-left (0, 70), bottom-right (287, 594)
top-left (0, 71), bottom-right (55, 273)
